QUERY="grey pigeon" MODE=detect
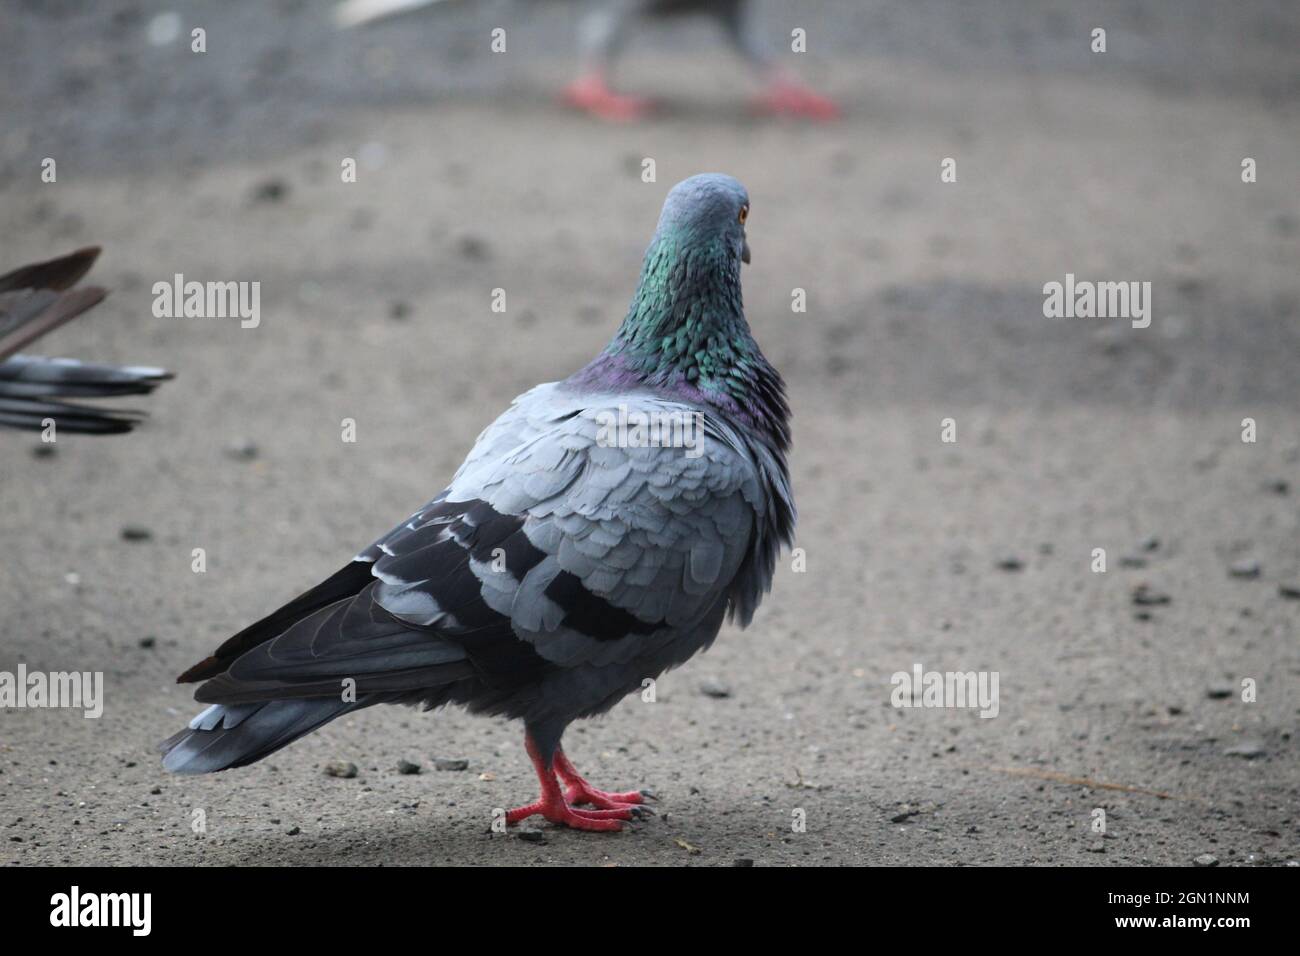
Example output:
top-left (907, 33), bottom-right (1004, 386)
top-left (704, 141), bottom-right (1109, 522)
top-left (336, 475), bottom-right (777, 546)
top-left (334, 0), bottom-right (841, 121)
top-left (0, 247), bottom-right (171, 434)
top-left (160, 173), bottom-right (794, 831)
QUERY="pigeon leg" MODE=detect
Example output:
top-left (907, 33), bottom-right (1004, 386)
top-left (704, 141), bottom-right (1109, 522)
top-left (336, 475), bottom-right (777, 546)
top-left (561, 2), bottom-right (652, 121)
top-left (717, 3), bottom-right (841, 120)
top-left (553, 749), bottom-right (650, 810)
top-left (504, 733), bottom-right (635, 831)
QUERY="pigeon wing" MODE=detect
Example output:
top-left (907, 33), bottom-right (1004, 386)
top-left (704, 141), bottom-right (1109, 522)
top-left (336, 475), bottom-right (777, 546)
top-left (371, 386), bottom-right (775, 669)
top-left (178, 385), bottom-right (788, 707)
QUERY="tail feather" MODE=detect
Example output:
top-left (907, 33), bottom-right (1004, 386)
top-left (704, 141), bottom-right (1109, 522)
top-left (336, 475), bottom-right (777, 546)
top-left (0, 283), bottom-right (107, 362)
top-left (0, 354), bottom-right (173, 399)
top-left (0, 246), bottom-right (99, 295)
top-left (0, 247), bottom-right (105, 361)
top-left (0, 395), bottom-right (146, 434)
top-left (334, 0), bottom-right (453, 29)
top-left (0, 247), bottom-right (172, 433)
top-left (0, 354), bottom-right (172, 432)
top-left (160, 698), bottom-right (375, 774)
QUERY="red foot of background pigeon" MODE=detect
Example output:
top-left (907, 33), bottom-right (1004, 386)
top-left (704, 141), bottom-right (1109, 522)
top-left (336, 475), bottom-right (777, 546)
top-left (754, 78), bottom-right (842, 120)
top-left (562, 73), bottom-right (654, 122)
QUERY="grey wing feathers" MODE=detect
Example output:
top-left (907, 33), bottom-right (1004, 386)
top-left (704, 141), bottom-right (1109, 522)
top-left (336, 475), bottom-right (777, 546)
top-left (178, 385), bottom-right (789, 710)
top-left (389, 385), bottom-right (785, 663)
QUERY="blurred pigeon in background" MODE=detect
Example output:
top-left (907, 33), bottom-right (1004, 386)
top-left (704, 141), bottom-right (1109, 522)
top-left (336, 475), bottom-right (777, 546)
top-left (0, 248), bottom-right (171, 435)
top-left (161, 173), bottom-right (794, 832)
top-left (335, 0), bottom-right (841, 121)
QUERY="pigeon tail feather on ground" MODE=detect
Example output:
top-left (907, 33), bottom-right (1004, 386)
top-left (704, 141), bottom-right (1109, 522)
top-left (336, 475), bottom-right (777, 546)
top-left (161, 173), bottom-right (794, 833)
top-left (0, 248), bottom-right (173, 434)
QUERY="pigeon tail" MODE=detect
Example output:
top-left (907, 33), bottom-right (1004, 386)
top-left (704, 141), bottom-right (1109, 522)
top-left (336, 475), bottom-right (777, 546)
top-left (0, 354), bottom-right (173, 399)
top-left (333, 0), bottom-right (453, 29)
top-left (0, 246), bottom-right (172, 433)
top-left (159, 698), bottom-right (374, 774)
top-left (0, 355), bottom-right (173, 433)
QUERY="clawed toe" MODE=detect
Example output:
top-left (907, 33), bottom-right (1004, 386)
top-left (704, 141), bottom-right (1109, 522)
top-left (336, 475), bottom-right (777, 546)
top-left (565, 785), bottom-right (648, 810)
top-left (507, 798), bottom-right (641, 831)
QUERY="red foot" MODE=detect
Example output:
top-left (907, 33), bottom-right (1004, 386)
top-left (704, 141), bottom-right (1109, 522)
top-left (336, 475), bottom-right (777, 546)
top-left (505, 795), bottom-right (630, 832)
top-left (561, 74), bottom-right (653, 122)
top-left (554, 750), bottom-right (650, 810)
top-left (505, 735), bottom-right (653, 833)
top-left (754, 81), bottom-right (841, 120)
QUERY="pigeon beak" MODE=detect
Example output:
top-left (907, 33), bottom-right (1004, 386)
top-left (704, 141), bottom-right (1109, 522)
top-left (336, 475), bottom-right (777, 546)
top-left (741, 236), bottom-right (751, 264)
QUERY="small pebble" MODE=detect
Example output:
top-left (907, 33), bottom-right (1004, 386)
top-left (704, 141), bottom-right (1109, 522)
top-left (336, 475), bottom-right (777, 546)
top-left (147, 12), bottom-right (181, 46)
top-left (515, 828), bottom-right (546, 844)
top-left (251, 178), bottom-right (289, 203)
top-left (286, 826), bottom-right (301, 836)
top-left (1206, 684), bottom-right (1234, 700)
top-left (457, 235), bottom-right (490, 261)
top-left (1279, 583), bottom-right (1300, 600)
top-left (138, 636), bottom-right (156, 649)
top-left (434, 758), bottom-right (469, 772)
top-left (324, 760), bottom-right (358, 779)
top-left (699, 678), bottom-right (732, 699)
top-left (120, 525), bottom-right (153, 542)
top-left (1224, 741), bottom-right (1266, 759)
top-left (1194, 854), bottom-right (1218, 867)
top-left (996, 556), bottom-right (1024, 572)
top-left (396, 759), bottom-right (421, 775)
top-left (1132, 584), bottom-right (1171, 606)
top-left (225, 440), bottom-right (259, 461)
top-left (1228, 560), bottom-right (1261, 579)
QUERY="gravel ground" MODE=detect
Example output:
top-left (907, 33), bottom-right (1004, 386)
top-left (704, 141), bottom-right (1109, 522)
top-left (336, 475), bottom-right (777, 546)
top-left (1, 0), bottom-right (1297, 866)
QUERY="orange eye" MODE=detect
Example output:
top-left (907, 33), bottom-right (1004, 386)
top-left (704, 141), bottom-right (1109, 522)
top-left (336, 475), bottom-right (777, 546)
top-left (738, 205), bottom-right (748, 225)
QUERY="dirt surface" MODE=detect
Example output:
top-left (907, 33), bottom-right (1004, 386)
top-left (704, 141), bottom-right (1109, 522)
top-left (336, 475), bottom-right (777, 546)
top-left (1, 1), bottom-right (1297, 866)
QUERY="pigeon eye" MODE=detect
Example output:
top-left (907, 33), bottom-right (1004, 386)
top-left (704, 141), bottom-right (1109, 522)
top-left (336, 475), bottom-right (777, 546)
top-left (738, 205), bottom-right (749, 225)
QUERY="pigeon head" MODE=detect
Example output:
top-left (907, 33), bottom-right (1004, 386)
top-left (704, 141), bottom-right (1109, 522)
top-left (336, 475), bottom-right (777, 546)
top-left (654, 173), bottom-right (752, 266)
top-left (569, 173), bottom-right (789, 452)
